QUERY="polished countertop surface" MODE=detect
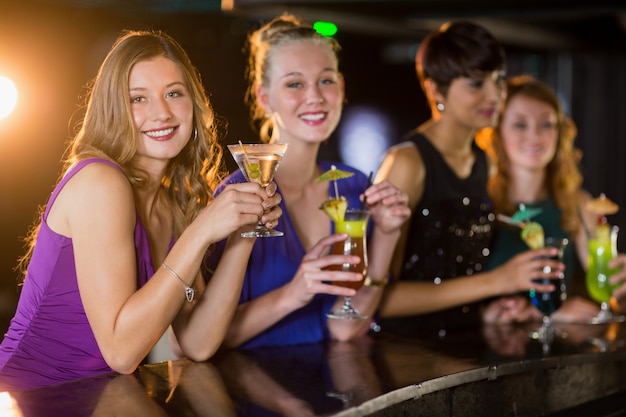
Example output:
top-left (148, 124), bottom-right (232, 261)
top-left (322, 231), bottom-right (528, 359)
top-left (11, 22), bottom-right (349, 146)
top-left (3, 320), bottom-right (626, 416)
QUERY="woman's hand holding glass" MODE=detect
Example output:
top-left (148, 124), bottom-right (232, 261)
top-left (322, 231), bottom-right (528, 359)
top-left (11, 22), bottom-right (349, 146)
top-left (481, 249), bottom-right (564, 326)
top-left (282, 234), bottom-right (363, 309)
top-left (320, 180), bottom-right (409, 319)
top-left (279, 181), bottom-right (410, 316)
top-left (227, 143), bottom-right (288, 237)
top-left (609, 253), bottom-right (626, 283)
top-left (607, 253), bottom-right (626, 314)
top-left (200, 181), bottom-right (282, 243)
top-left (495, 248), bottom-right (564, 294)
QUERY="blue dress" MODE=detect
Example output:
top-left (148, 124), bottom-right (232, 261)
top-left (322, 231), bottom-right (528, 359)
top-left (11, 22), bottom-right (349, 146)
top-left (204, 161), bottom-right (369, 349)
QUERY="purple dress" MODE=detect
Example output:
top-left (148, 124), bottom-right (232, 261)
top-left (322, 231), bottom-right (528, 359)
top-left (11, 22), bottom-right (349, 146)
top-left (0, 158), bottom-right (155, 391)
top-left (204, 161), bottom-right (370, 349)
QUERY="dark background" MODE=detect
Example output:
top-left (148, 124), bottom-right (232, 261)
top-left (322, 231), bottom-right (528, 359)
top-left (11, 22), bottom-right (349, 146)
top-left (1, 0), bottom-right (624, 334)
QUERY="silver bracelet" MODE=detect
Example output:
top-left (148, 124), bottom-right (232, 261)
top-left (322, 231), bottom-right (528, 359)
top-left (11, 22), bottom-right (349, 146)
top-left (161, 263), bottom-right (195, 302)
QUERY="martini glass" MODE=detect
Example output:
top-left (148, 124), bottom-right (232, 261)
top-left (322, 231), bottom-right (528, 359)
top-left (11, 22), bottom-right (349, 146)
top-left (227, 142), bottom-right (287, 238)
top-left (325, 209), bottom-right (370, 320)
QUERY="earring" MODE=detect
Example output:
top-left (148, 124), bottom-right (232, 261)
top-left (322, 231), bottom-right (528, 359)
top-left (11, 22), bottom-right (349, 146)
top-left (192, 127), bottom-right (198, 141)
top-left (436, 102), bottom-right (445, 112)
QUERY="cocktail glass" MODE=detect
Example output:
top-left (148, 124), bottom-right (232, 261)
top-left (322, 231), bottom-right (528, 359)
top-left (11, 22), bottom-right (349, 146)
top-left (586, 225), bottom-right (625, 324)
top-left (529, 237), bottom-right (569, 352)
top-left (227, 143), bottom-right (288, 238)
top-left (326, 209), bottom-right (370, 320)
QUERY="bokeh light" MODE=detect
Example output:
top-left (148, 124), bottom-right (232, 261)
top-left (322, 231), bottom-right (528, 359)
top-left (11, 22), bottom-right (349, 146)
top-left (338, 106), bottom-right (392, 176)
top-left (0, 75), bottom-right (18, 120)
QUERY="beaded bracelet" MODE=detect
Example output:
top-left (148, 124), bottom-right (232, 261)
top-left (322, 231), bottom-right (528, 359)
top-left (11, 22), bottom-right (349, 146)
top-left (162, 263), bottom-right (195, 302)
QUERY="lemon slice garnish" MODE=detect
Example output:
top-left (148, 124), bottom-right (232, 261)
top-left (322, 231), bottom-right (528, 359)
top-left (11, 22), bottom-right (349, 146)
top-left (320, 197), bottom-right (348, 222)
top-left (521, 221), bottom-right (545, 249)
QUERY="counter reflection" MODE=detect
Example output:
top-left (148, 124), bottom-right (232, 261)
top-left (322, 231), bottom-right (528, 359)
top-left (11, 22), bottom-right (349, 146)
top-left (1, 321), bottom-right (626, 416)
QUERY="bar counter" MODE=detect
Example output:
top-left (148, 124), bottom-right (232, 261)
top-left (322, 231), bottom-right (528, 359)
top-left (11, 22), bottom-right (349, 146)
top-left (3, 319), bottom-right (626, 416)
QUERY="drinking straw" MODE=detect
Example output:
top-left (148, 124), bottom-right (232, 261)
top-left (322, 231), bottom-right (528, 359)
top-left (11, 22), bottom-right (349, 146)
top-left (238, 140), bottom-right (252, 165)
top-left (577, 205), bottom-right (592, 240)
top-left (359, 171), bottom-right (373, 211)
top-left (333, 175), bottom-right (340, 200)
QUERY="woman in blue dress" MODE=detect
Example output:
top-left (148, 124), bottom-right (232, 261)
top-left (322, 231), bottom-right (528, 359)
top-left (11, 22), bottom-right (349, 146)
top-left (200, 14), bottom-right (410, 350)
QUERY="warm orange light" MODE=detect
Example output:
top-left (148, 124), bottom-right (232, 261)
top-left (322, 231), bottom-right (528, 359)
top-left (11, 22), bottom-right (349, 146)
top-left (0, 75), bottom-right (18, 120)
top-left (0, 392), bottom-right (24, 417)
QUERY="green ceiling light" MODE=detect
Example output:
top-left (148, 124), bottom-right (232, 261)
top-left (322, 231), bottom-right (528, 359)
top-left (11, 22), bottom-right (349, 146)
top-left (313, 21), bottom-right (338, 37)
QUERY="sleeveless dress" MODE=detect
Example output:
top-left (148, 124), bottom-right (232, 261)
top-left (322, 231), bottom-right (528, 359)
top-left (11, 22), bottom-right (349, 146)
top-left (0, 158), bottom-right (155, 391)
top-left (378, 133), bottom-right (495, 337)
top-left (204, 161), bottom-right (370, 349)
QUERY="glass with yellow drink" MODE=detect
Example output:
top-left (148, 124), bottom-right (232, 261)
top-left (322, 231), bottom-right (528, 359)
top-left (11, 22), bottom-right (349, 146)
top-left (326, 209), bottom-right (370, 319)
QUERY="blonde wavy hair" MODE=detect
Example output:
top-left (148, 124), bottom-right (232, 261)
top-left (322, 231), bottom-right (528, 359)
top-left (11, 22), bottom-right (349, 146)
top-left (244, 13), bottom-right (340, 143)
top-left (17, 30), bottom-right (225, 277)
top-left (477, 74), bottom-right (582, 234)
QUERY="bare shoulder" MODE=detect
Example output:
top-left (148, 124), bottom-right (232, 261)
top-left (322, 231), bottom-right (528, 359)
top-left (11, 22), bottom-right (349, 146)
top-left (377, 142), bottom-right (423, 180)
top-left (385, 141), bottom-right (420, 159)
top-left (64, 162), bottom-right (133, 203)
top-left (66, 161), bottom-right (129, 187)
top-left (376, 141), bottom-right (425, 209)
top-left (49, 161), bottom-right (135, 236)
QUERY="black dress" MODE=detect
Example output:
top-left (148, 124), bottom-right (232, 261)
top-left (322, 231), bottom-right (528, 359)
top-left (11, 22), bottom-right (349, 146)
top-left (379, 132), bottom-right (495, 337)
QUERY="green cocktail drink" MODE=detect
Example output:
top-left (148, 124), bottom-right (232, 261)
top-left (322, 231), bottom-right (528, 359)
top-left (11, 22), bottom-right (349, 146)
top-left (586, 225), bottom-right (619, 303)
top-left (586, 224), bottom-right (624, 323)
top-left (584, 194), bottom-right (624, 324)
